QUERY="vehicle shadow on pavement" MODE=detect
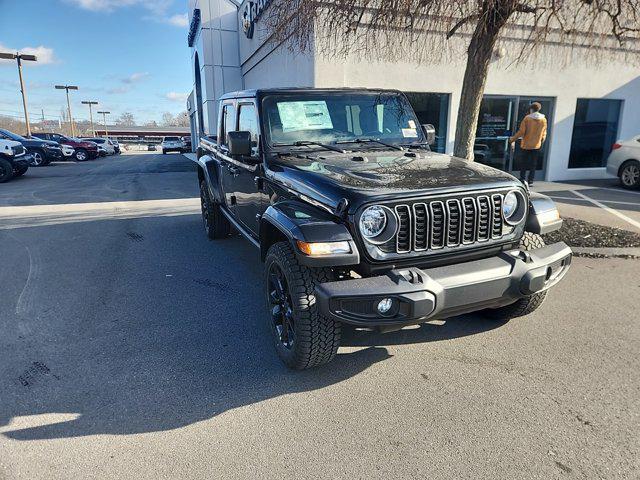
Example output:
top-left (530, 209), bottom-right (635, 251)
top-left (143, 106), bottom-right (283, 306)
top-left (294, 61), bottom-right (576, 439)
top-left (0, 212), bottom-right (506, 442)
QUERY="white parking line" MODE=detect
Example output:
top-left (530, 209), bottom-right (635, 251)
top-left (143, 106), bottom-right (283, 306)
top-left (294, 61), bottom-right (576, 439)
top-left (548, 195), bottom-right (640, 207)
top-left (569, 190), bottom-right (640, 231)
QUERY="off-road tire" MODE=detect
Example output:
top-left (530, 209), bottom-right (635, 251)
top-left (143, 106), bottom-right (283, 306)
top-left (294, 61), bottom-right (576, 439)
top-left (264, 241), bottom-right (341, 370)
top-left (200, 180), bottom-right (230, 239)
top-left (15, 165), bottom-right (28, 177)
top-left (0, 158), bottom-right (14, 183)
top-left (483, 232), bottom-right (547, 319)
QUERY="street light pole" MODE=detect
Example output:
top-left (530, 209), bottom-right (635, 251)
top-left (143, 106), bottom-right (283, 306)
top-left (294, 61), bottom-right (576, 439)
top-left (81, 101), bottom-right (98, 136)
top-left (0, 51), bottom-right (38, 136)
top-left (98, 111), bottom-right (110, 138)
top-left (55, 85), bottom-right (79, 137)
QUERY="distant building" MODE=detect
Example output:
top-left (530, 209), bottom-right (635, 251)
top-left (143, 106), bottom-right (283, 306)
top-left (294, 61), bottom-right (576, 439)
top-left (186, 0), bottom-right (640, 181)
top-left (93, 125), bottom-right (190, 143)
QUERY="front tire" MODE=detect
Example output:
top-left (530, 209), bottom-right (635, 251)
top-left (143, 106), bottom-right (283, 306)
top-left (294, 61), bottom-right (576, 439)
top-left (482, 232), bottom-right (547, 320)
top-left (0, 158), bottom-right (14, 183)
top-left (15, 165), bottom-right (28, 177)
top-left (30, 150), bottom-right (46, 166)
top-left (619, 161), bottom-right (640, 189)
top-left (200, 180), bottom-right (230, 239)
top-left (264, 242), bottom-right (341, 370)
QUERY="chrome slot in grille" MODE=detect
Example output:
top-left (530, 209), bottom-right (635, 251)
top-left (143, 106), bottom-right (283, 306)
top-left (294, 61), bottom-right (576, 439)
top-left (477, 196), bottom-right (491, 241)
top-left (429, 201), bottom-right (446, 249)
top-left (390, 193), bottom-right (506, 254)
top-left (412, 203), bottom-right (428, 251)
top-left (491, 194), bottom-right (503, 238)
top-left (395, 205), bottom-right (412, 253)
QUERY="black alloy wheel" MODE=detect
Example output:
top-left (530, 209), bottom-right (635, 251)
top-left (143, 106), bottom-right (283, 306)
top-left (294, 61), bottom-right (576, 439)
top-left (267, 263), bottom-right (296, 350)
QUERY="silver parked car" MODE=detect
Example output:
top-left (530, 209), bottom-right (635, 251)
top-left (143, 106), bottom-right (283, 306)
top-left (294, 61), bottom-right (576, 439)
top-left (161, 136), bottom-right (185, 154)
top-left (606, 135), bottom-right (640, 189)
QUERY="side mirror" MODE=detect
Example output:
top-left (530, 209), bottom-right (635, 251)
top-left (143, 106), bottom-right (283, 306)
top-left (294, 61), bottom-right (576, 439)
top-left (228, 131), bottom-right (252, 157)
top-left (421, 124), bottom-right (436, 146)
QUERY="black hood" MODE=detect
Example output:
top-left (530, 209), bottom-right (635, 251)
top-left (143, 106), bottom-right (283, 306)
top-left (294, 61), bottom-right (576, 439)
top-left (21, 138), bottom-right (59, 148)
top-left (267, 149), bottom-right (521, 212)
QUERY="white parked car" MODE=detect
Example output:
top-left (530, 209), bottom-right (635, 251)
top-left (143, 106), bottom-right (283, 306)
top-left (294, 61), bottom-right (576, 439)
top-left (161, 136), bottom-right (185, 154)
top-left (80, 137), bottom-right (116, 155)
top-left (61, 144), bottom-right (75, 157)
top-left (606, 135), bottom-right (640, 189)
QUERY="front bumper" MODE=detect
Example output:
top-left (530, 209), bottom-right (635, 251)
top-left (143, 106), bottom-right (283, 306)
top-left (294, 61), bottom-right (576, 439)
top-left (44, 148), bottom-right (63, 160)
top-left (13, 155), bottom-right (31, 169)
top-left (316, 242), bottom-right (572, 326)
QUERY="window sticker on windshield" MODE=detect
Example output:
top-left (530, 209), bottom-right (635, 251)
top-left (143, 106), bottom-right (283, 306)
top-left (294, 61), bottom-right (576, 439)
top-left (408, 120), bottom-right (416, 129)
top-left (402, 128), bottom-right (418, 138)
top-left (277, 101), bottom-right (333, 131)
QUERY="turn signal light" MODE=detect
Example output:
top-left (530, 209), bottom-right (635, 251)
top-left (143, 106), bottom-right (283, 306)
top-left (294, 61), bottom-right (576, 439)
top-left (297, 240), bottom-right (351, 256)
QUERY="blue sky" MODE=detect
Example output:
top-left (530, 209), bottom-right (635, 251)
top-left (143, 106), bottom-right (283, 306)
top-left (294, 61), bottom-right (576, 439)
top-left (0, 0), bottom-right (192, 125)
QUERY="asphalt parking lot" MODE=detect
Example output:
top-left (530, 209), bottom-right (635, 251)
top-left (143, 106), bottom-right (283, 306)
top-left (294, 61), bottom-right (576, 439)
top-left (1, 154), bottom-right (638, 479)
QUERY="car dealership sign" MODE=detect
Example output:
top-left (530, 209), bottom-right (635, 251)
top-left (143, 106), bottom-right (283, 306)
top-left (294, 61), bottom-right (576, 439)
top-left (242, 0), bottom-right (271, 39)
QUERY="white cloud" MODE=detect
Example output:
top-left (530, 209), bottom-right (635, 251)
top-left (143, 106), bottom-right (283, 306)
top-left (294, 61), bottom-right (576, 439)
top-left (0, 44), bottom-right (56, 65)
top-left (166, 13), bottom-right (188, 27)
top-left (122, 72), bottom-right (150, 84)
top-left (166, 92), bottom-right (189, 103)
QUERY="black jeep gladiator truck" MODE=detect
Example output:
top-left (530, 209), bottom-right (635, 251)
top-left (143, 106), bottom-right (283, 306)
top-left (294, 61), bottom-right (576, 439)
top-left (195, 88), bottom-right (572, 369)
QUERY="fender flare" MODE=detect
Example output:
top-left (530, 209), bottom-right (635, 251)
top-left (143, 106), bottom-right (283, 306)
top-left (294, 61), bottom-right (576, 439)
top-left (526, 192), bottom-right (563, 235)
top-left (260, 200), bottom-right (360, 267)
top-left (195, 152), bottom-right (224, 203)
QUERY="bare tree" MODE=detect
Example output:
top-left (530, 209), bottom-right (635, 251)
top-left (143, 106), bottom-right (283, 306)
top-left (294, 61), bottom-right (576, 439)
top-left (116, 112), bottom-right (136, 127)
top-left (265, 0), bottom-right (640, 159)
top-left (161, 112), bottom-right (175, 127)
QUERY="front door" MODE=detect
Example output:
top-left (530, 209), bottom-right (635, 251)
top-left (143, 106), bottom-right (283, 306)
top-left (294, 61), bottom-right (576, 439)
top-left (475, 95), bottom-right (554, 179)
top-left (218, 100), bottom-right (264, 237)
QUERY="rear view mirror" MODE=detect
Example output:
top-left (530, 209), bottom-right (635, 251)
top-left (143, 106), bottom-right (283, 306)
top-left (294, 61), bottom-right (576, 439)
top-left (228, 131), bottom-right (252, 157)
top-left (421, 124), bottom-right (436, 145)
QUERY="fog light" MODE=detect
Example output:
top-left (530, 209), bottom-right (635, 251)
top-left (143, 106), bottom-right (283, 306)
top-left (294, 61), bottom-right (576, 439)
top-left (377, 298), bottom-right (393, 314)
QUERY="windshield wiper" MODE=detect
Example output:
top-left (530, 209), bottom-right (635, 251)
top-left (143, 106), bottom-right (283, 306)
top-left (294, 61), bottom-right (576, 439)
top-left (273, 140), bottom-right (346, 153)
top-left (335, 138), bottom-right (404, 151)
top-left (402, 142), bottom-right (431, 150)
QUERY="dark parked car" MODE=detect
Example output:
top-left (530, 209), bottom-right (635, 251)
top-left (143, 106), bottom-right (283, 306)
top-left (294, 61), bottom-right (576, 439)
top-left (32, 133), bottom-right (99, 161)
top-left (0, 128), bottom-right (62, 166)
top-left (195, 88), bottom-right (572, 370)
top-left (0, 137), bottom-right (31, 182)
top-left (182, 136), bottom-right (192, 151)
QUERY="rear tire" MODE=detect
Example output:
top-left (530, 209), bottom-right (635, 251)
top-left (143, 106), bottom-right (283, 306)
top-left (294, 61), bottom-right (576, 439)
top-left (482, 232), bottom-right (547, 320)
top-left (619, 160), bottom-right (640, 189)
top-left (264, 242), bottom-right (341, 370)
top-left (200, 180), bottom-right (230, 239)
top-left (0, 158), bottom-right (14, 183)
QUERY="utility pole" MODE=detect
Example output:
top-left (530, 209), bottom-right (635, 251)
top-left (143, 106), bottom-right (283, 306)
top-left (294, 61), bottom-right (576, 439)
top-left (55, 85), bottom-right (79, 137)
top-left (98, 111), bottom-right (111, 138)
top-left (82, 101), bottom-right (98, 136)
top-left (0, 51), bottom-right (38, 136)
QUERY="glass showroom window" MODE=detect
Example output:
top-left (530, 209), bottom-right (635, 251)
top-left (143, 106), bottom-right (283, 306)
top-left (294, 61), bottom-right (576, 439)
top-left (568, 99), bottom-right (623, 168)
top-left (405, 93), bottom-right (450, 153)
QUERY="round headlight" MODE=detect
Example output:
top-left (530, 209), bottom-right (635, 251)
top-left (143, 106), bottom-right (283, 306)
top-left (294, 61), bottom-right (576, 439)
top-left (503, 191), bottom-right (519, 220)
top-left (359, 205), bottom-right (387, 238)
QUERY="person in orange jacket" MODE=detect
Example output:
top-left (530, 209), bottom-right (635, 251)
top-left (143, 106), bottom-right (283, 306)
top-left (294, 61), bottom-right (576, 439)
top-left (509, 102), bottom-right (547, 186)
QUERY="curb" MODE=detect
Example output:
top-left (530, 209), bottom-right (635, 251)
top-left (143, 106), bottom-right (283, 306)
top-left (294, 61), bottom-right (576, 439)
top-left (572, 246), bottom-right (640, 259)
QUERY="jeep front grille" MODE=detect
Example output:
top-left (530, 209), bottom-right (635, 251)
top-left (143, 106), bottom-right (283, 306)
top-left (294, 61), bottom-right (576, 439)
top-left (387, 193), bottom-right (506, 254)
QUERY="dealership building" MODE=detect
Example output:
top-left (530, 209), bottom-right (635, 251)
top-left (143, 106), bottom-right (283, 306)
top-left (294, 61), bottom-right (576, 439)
top-left (186, 0), bottom-right (640, 181)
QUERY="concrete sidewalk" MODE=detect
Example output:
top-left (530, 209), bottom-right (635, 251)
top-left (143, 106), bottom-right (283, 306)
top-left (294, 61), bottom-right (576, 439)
top-left (531, 179), bottom-right (640, 232)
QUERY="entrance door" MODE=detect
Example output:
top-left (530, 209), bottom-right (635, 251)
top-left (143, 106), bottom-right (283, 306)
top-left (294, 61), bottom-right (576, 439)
top-left (475, 95), bottom-right (554, 179)
top-left (510, 97), bottom-right (553, 177)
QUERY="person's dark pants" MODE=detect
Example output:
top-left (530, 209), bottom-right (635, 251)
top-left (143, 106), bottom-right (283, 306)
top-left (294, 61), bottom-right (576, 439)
top-left (519, 148), bottom-right (541, 184)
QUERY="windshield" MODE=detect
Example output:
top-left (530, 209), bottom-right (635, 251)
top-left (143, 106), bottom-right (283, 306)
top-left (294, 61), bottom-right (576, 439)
top-left (164, 137), bottom-right (180, 141)
top-left (262, 92), bottom-right (424, 148)
top-left (0, 129), bottom-right (27, 141)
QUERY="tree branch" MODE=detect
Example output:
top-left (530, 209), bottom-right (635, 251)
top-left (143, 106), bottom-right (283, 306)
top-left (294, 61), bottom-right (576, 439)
top-left (446, 14), bottom-right (479, 39)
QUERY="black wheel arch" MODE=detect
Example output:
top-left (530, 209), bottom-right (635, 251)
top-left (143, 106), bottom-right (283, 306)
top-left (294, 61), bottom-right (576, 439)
top-left (259, 200), bottom-right (359, 267)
